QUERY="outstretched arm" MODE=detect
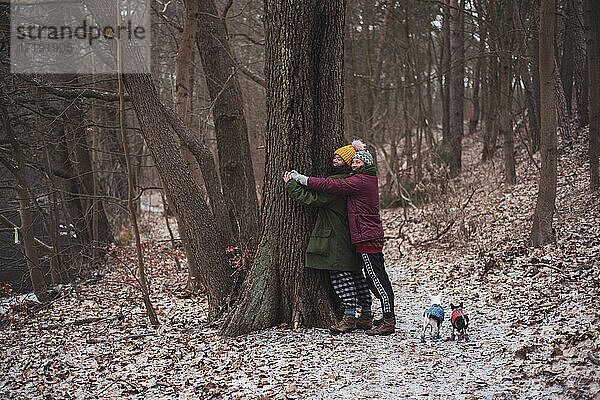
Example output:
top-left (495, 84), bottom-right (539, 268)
top-left (307, 175), bottom-right (363, 195)
top-left (285, 180), bottom-right (337, 207)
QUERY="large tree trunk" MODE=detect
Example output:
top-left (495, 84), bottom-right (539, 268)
top-left (222, 0), bottom-right (345, 336)
top-left (83, 1), bottom-right (233, 315)
top-left (448, 0), bottom-right (465, 176)
top-left (116, 30), bottom-right (159, 326)
top-left (196, 0), bottom-right (260, 254)
top-left (531, 0), bottom-right (558, 246)
top-left (584, 0), bottom-right (600, 190)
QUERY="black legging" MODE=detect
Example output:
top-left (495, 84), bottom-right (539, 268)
top-left (360, 252), bottom-right (395, 318)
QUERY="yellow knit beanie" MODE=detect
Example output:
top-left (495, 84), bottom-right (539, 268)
top-left (334, 145), bottom-right (355, 165)
top-left (334, 140), bottom-right (366, 165)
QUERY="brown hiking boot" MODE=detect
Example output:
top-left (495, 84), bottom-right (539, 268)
top-left (329, 315), bottom-right (357, 334)
top-left (366, 317), bottom-right (395, 336)
top-left (372, 318), bottom-right (384, 328)
top-left (356, 313), bottom-right (373, 330)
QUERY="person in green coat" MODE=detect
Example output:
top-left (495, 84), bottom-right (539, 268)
top-left (283, 142), bottom-right (373, 334)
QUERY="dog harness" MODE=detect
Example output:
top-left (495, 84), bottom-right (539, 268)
top-left (424, 304), bottom-right (444, 321)
top-left (451, 308), bottom-right (466, 324)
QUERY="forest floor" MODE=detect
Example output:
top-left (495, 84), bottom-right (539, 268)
top-left (1, 127), bottom-right (600, 399)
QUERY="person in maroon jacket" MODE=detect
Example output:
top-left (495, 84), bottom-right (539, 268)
top-left (289, 148), bottom-right (396, 335)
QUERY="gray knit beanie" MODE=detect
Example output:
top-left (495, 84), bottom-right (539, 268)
top-left (353, 150), bottom-right (374, 166)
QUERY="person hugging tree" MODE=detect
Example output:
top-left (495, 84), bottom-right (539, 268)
top-left (283, 141), bottom-right (373, 334)
top-left (287, 141), bottom-right (396, 336)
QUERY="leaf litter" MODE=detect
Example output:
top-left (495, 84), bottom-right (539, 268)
top-left (1, 127), bottom-right (599, 399)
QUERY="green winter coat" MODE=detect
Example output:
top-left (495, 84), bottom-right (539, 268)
top-left (285, 174), bottom-right (361, 272)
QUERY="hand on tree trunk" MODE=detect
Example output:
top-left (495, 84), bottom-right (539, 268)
top-left (289, 170), bottom-right (308, 185)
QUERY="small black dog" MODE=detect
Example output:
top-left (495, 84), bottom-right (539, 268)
top-left (450, 303), bottom-right (469, 341)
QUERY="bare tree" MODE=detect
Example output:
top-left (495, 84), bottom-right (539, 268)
top-left (497, 1), bottom-right (516, 184)
top-left (0, 98), bottom-right (49, 303)
top-left (573, 0), bottom-right (588, 125)
top-left (584, 0), bottom-right (600, 190)
top-left (196, 0), bottom-right (260, 253)
top-left (531, 0), bottom-right (558, 246)
top-left (512, 0), bottom-right (540, 153)
top-left (448, 0), bottom-right (465, 176)
top-left (175, 0), bottom-right (233, 288)
top-left (561, 0), bottom-right (576, 115)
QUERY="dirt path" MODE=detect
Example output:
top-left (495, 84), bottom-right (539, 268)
top-left (304, 249), bottom-right (561, 399)
top-left (210, 245), bottom-right (567, 400)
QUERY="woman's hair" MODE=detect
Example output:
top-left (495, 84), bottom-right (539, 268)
top-left (331, 164), bottom-right (352, 175)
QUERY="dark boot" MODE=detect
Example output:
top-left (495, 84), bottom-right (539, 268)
top-left (355, 313), bottom-right (373, 330)
top-left (366, 316), bottom-right (395, 336)
top-left (372, 318), bottom-right (384, 328)
top-left (329, 315), bottom-right (356, 334)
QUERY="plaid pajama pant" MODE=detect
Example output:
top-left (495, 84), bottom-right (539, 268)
top-left (329, 270), bottom-right (372, 311)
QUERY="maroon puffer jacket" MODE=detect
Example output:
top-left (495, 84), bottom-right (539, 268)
top-left (307, 173), bottom-right (384, 244)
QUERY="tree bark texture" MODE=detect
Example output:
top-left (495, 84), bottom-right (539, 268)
top-left (222, 0), bottom-right (346, 336)
top-left (499, 55), bottom-right (516, 184)
top-left (175, 0), bottom-right (233, 258)
top-left (497, 3), bottom-right (516, 184)
top-left (0, 99), bottom-right (49, 303)
top-left (196, 0), bottom-right (260, 254)
top-left (561, 0), bottom-right (575, 114)
top-left (175, 0), bottom-right (198, 127)
top-left (448, 0), bottom-right (465, 176)
top-left (442, 0), bottom-right (451, 146)
top-left (468, 21), bottom-right (484, 135)
top-left (531, 7), bottom-right (542, 133)
top-left (122, 73), bottom-right (233, 318)
top-left (573, 0), bottom-right (588, 125)
top-left (531, 0), bottom-right (558, 246)
top-left (584, 0), bottom-right (600, 190)
top-left (116, 24), bottom-right (159, 326)
top-left (72, 0), bottom-right (233, 317)
top-left (482, 30), bottom-right (499, 162)
top-left (553, 59), bottom-right (573, 142)
top-left (512, 0), bottom-right (541, 153)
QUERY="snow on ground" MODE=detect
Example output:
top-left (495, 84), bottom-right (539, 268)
top-left (1, 128), bottom-right (599, 399)
top-left (0, 293), bottom-right (39, 315)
